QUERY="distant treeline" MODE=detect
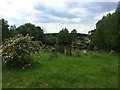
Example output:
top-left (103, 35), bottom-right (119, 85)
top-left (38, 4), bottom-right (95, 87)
top-left (0, 19), bottom-right (88, 47)
top-left (44, 33), bottom-right (88, 38)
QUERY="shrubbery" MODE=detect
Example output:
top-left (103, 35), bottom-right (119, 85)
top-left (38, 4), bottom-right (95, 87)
top-left (2, 34), bottom-right (40, 68)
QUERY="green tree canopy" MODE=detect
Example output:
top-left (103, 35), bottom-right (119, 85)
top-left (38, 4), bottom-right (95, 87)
top-left (57, 28), bottom-right (72, 45)
top-left (1, 19), bottom-right (10, 41)
top-left (70, 29), bottom-right (77, 41)
top-left (89, 3), bottom-right (119, 52)
top-left (43, 35), bottom-right (57, 46)
top-left (16, 23), bottom-right (44, 41)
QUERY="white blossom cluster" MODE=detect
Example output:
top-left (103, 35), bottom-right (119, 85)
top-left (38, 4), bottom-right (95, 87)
top-left (2, 34), bottom-right (41, 68)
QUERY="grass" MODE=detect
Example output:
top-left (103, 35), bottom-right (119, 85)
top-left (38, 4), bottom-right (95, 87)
top-left (2, 50), bottom-right (118, 88)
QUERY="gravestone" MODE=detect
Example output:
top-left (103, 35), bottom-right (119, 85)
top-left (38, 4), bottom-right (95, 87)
top-left (50, 47), bottom-right (57, 58)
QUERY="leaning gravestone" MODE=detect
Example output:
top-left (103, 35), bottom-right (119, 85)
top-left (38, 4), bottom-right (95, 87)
top-left (93, 46), bottom-right (97, 54)
top-left (50, 47), bottom-right (57, 58)
top-left (76, 48), bottom-right (81, 57)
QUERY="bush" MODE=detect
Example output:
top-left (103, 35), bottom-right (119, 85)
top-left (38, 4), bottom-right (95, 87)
top-left (2, 34), bottom-right (40, 68)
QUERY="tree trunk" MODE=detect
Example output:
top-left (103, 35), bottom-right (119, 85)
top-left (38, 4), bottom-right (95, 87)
top-left (66, 44), bottom-right (72, 56)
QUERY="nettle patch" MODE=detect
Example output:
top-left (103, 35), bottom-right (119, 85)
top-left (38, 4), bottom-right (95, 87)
top-left (2, 34), bottom-right (40, 69)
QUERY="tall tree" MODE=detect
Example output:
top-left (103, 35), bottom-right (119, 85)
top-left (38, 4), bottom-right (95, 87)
top-left (1, 19), bottom-right (10, 41)
top-left (57, 28), bottom-right (72, 55)
top-left (1, 19), bottom-right (17, 41)
top-left (9, 25), bottom-right (17, 37)
top-left (116, 1), bottom-right (120, 11)
top-left (71, 29), bottom-right (77, 41)
top-left (89, 2), bottom-right (120, 52)
top-left (16, 23), bottom-right (44, 41)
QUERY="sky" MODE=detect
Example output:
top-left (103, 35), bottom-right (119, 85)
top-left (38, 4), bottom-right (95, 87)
top-left (0, 0), bottom-right (119, 34)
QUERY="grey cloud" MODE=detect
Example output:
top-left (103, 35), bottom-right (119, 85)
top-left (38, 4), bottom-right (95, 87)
top-left (33, 2), bottom-right (117, 26)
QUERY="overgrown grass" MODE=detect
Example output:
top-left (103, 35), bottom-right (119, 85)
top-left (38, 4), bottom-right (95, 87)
top-left (2, 50), bottom-right (118, 88)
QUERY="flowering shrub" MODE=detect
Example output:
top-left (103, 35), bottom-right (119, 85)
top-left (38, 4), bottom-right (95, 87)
top-left (2, 34), bottom-right (40, 68)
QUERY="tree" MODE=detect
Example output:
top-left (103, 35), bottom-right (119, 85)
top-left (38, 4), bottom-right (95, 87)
top-left (70, 29), bottom-right (78, 48)
top-left (57, 28), bottom-right (72, 55)
top-left (116, 1), bottom-right (120, 11)
top-left (1, 19), bottom-right (10, 41)
top-left (89, 29), bottom-right (97, 50)
top-left (89, 3), bottom-right (120, 52)
top-left (1, 19), bottom-right (17, 41)
top-left (43, 35), bottom-right (57, 46)
top-left (71, 29), bottom-right (77, 41)
top-left (9, 25), bottom-right (17, 37)
top-left (16, 23), bottom-right (44, 42)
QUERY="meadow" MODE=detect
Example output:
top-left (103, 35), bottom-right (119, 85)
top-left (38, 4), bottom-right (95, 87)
top-left (2, 50), bottom-right (118, 88)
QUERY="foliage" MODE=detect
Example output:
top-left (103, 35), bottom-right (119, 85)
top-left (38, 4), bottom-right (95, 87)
top-left (116, 1), bottom-right (120, 11)
top-left (1, 19), bottom-right (10, 41)
top-left (89, 6), bottom-right (120, 52)
top-left (57, 28), bottom-right (72, 45)
top-left (57, 28), bottom-right (73, 55)
top-left (2, 34), bottom-right (40, 68)
top-left (1, 19), bottom-right (44, 42)
top-left (43, 35), bottom-right (57, 46)
top-left (70, 29), bottom-right (77, 41)
top-left (9, 25), bottom-right (17, 37)
top-left (1, 19), bottom-right (17, 41)
top-left (16, 23), bottom-right (44, 41)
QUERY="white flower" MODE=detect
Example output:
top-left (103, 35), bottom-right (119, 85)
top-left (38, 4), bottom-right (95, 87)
top-left (11, 57), bottom-right (13, 59)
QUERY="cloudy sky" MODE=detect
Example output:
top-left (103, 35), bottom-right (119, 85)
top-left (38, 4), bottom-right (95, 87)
top-left (0, 0), bottom-right (119, 34)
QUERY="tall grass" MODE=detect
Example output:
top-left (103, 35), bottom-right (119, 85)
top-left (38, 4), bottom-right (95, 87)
top-left (2, 50), bottom-right (118, 88)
